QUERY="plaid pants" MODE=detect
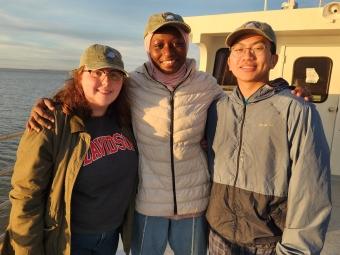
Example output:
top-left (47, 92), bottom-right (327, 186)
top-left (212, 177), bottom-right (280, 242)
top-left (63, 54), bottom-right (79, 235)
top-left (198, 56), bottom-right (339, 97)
top-left (209, 230), bottom-right (277, 255)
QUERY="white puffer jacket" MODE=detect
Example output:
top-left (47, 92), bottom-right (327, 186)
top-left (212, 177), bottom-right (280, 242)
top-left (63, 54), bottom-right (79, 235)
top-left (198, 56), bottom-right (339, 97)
top-left (128, 59), bottom-right (224, 216)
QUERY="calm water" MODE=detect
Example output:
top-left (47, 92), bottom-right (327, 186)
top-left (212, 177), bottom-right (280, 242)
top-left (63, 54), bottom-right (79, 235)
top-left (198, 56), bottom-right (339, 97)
top-left (0, 68), bottom-right (67, 201)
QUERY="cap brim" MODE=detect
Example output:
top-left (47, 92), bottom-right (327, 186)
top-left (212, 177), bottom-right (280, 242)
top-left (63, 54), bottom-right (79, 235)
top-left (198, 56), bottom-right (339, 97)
top-left (149, 21), bottom-right (191, 36)
top-left (225, 28), bottom-right (274, 47)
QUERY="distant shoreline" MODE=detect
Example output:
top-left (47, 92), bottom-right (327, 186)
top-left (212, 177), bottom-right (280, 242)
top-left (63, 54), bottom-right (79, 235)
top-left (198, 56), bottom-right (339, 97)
top-left (0, 67), bottom-right (68, 73)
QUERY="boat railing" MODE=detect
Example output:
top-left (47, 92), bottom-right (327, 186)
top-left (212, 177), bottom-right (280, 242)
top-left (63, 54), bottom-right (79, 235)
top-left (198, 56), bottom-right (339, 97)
top-left (0, 131), bottom-right (24, 142)
top-left (0, 131), bottom-right (23, 244)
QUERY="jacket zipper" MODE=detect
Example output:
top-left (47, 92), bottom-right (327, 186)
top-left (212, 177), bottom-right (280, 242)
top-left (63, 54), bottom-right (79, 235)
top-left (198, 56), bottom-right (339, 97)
top-left (142, 67), bottom-right (192, 215)
top-left (169, 92), bottom-right (177, 214)
top-left (169, 76), bottom-right (191, 215)
top-left (231, 104), bottom-right (247, 241)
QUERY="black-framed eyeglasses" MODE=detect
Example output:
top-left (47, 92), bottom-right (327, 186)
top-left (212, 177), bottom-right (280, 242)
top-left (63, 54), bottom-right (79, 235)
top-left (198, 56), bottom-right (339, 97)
top-left (83, 70), bottom-right (124, 82)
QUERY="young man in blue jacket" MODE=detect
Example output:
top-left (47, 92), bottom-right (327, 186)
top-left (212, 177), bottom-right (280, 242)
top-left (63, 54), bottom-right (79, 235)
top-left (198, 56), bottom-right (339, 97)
top-left (206, 21), bottom-right (332, 255)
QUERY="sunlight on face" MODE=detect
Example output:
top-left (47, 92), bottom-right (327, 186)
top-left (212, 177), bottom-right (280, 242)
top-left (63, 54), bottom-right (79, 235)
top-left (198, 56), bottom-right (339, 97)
top-left (81, 68), bottom-right (124, 116)
top-left (228, 34), bottom-right (278, 86)
top-left (149, 26), bottom-right (187, 74)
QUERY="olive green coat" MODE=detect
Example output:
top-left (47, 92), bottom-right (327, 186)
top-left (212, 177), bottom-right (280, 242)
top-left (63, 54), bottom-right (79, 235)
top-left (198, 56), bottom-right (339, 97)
top-left (0, 109), bottom-right (137, 255)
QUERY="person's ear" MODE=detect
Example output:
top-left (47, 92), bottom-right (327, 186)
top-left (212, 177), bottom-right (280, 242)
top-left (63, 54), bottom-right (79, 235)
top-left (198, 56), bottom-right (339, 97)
top-left (270, 54), bottom-right (279, 69)
top-left (227, 57), bottom-right (231, 70)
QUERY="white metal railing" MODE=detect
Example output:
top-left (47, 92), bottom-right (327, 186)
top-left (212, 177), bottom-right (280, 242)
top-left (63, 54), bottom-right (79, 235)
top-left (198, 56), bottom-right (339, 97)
top-left (0, 131), bottom-right (23, 142)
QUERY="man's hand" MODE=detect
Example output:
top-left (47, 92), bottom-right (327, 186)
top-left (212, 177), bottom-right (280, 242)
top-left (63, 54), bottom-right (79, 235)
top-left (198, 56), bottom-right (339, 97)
top-left (291, 86), bottom-right (312, 101)
top-left (26, 98), bottom-right (56, 132)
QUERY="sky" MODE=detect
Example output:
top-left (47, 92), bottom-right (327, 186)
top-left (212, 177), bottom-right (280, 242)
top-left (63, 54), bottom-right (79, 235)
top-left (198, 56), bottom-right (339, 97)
top-left (0, 0), bottom-right (333, 71)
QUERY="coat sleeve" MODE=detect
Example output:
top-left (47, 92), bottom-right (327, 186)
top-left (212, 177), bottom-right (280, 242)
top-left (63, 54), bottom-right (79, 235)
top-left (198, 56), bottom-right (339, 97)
top-left (205, 99), bottom-right (219, 178)
top-left (276, 103), bottom-right (332, 255)
top-left (7, 128), bottom-right (55, 255)
top-left (208, 74), bottom-right (225, 101)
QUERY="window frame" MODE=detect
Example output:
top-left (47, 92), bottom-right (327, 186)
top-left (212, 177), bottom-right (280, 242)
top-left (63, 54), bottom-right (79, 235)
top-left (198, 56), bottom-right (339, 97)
top-left (291, 56), bottom-right (333, 103)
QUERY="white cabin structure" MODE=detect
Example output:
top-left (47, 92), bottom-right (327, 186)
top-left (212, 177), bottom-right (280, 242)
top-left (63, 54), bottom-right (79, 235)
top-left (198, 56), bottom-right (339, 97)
top-left (185, 2), bottom-right (340, 176)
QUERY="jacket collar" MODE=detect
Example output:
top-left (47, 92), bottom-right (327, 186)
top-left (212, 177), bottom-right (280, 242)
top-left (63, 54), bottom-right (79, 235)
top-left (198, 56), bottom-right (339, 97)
top-left (231, 78), bottom-right (289, 105)
top-left (69, 114), bottom-right (86, 133)
top-left (136, 58), bottom-right (196, 84)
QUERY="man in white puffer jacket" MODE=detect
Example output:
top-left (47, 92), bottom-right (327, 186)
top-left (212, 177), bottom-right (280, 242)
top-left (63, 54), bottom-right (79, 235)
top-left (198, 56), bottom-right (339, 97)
top-left (129, 58), bottom-right (222, 218)
top-left (128, 12), bottom-right (224, 255)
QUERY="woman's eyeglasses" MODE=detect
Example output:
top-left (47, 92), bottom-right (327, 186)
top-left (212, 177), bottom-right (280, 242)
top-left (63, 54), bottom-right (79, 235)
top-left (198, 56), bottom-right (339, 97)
top-left (83, 70), bottom-right (124, 81)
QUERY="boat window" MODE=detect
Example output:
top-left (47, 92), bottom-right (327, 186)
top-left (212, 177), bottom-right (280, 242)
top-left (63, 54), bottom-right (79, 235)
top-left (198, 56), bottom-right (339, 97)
top-left (213, 48), bottom-right (237, 90)
top-left (291, 57), bottom-right (333, 103)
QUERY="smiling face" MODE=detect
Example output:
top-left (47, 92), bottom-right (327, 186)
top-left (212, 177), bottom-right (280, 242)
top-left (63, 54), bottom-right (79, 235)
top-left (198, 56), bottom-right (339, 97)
top-left (81, 68), bottom-right (124, 116)
top-left (149, 26), bottom-right (187, 74)
top-left (228, 34), bottom-right (278, 88)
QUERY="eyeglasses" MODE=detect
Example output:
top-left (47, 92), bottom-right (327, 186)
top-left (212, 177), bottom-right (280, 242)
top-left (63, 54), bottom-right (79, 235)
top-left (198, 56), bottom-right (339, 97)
top-left (230, 43), bottom-right (267, 58)
top-left (83, 70), bottom-right (124, 81)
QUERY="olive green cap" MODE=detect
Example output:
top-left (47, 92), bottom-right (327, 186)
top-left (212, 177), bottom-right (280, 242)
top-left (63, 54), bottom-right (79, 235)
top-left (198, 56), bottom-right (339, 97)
top-left (226, 21), bottom-right (276, 48)
top-left (79, 44), bottom-right (128, 76)
top-left (144, 12), bottom-right (191, 37)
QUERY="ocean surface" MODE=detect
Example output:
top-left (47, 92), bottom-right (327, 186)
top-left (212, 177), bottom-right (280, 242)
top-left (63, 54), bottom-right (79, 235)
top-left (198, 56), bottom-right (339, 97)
top-left (0, 68), bottom-right (68, 202)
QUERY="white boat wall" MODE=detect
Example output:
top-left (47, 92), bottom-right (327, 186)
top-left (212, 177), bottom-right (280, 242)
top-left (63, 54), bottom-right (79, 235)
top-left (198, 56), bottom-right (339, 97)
top-left (185, 1), bottom-right (340, 176)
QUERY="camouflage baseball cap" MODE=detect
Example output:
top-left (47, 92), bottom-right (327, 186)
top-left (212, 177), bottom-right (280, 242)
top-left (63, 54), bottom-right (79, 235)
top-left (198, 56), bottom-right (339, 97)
top-left (144, 12), bottom-right (191, 37)
top-left (79, 44), bottom-right (128, 76)
top-left (225, 21), bottom-right (276, 48)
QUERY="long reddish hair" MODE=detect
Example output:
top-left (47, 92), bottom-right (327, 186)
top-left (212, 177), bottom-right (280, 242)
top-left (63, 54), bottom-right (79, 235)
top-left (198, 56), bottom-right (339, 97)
top-left (53, 66), bottom-right (131, 127)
